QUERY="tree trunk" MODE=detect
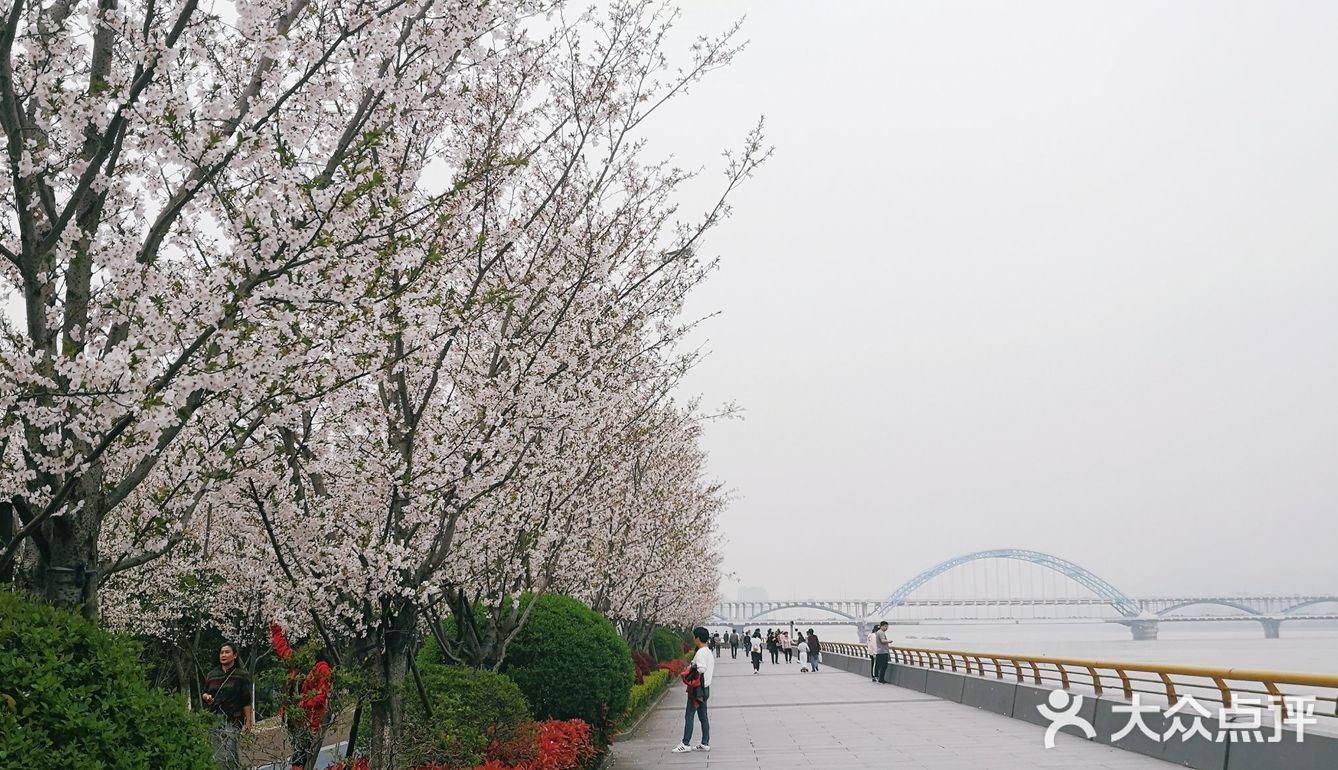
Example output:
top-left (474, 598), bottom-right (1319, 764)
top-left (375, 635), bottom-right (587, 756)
top-left (16, 498), bottom-right (103, 616)
top-left (367, 606), bottom-right (417, 770)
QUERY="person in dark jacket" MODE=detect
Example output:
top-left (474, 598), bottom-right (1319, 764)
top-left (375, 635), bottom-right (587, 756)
top-left (202, 643), bottom-right (253, 770)
top-left (806, 629), bottom-right (821, 672)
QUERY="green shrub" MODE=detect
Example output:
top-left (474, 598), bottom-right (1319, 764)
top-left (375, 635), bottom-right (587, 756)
top-left (619, 669), bottom-right (671, 729)
top-left (498, 594), bottom-right (634, 738)
top-left (399, 663), bottom-right (531, 769)
top-left (0, 588), bottom-right (214, 770)
top-left (417, 602), bottom-right (489, 668)
top-left (651, 628), bottom-right (682, 663)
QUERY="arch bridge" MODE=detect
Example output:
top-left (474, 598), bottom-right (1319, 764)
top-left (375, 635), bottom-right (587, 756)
top-left (711, 549), bottom-right (1338, 640)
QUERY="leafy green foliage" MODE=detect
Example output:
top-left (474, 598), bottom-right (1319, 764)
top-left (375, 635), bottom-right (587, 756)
top-left (618, 669), bottom-right (671, 730)
top-left (651, 628), bottom-right (684, 663)
top-left (0, 589), bottom-right (214, 770)
top-left (497, 594), bottom-right (634, 739)
top-left (416, 602), bottom-right (488, 668)
top-left (400, 663), bottom-right (532, 769)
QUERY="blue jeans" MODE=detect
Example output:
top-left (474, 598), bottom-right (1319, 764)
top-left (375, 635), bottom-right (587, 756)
top-left (810, 651), bottom-right (819, 671)
top-left (683, 686), bottom-right (710, 745)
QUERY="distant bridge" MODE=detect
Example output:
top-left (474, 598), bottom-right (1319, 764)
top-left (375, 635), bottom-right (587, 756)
top-left (710, 549), bottom-right (1338, 640)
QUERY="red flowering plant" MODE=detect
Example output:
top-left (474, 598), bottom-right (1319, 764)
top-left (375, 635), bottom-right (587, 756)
top-left (260, 624), bottom-right (367, 770)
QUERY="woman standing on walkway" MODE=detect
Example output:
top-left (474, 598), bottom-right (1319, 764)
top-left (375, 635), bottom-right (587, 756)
top-left (780, 631), bottom-right (792, 663)
top-left (766, 630), bottom-right (779, 664)
top-left (750, 630), bottom-right (763, 673)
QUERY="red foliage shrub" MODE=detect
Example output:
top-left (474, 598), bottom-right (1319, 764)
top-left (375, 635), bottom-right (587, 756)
top-left (486, 721), bottom-right (539, 767)
top-left (323, 759), bottom-right (368, 770)
top-left (526, 720), bottom-right (597, 770)
top-left (629, 650), bottom-right (653, 685)
top-left (655, 658), bottom-right (685, 677)
top-left (270, 622), bottom-right (293, 662)
top-left (469, 719), bottom-right (596, 770)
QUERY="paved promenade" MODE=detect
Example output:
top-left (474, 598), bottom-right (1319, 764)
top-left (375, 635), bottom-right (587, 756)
top-left (608, 651), bottom-right (1170, 770)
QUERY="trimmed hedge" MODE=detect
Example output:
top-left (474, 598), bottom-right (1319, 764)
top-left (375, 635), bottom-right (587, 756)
top-left (651, 628), bottom-right (682, 663)
top-left (497, 594), bottom-right (634, 738)
top-left (618, 669), bottom-right (671, 730)
top-left (400, 663), bottom-right (532, 769)
top-left (0, 589), bottom-right (214, 770)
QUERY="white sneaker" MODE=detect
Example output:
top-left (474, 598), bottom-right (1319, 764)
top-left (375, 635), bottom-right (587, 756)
top-left (694, 744), bottom-right (711, 752)
top-left (671, 743), bottom-right (693, 753)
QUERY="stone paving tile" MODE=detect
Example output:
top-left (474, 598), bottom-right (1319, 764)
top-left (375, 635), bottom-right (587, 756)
top-left (607, 652), bottom-right (1173, 770)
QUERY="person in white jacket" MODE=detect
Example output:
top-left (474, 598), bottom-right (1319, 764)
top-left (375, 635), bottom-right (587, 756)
top-left (866, 626), bottom-right (879, 681)
top-left (873, 621), bottom-right (893, 684)
top-left (672, 627), bottom-right (715, 754)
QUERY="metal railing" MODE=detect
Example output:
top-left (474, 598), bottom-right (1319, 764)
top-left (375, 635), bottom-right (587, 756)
top-left (820, 642), bottom-right (1338, 721)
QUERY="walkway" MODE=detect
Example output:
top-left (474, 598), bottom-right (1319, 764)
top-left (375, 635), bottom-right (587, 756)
top-left (608, 651), bottom-right (1170, 770)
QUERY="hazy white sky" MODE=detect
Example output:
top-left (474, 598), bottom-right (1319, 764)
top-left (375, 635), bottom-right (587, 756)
top-left (644, 1), bottom-right (1338, 601)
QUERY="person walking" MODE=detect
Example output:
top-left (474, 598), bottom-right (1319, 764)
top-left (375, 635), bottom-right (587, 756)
top-left (202, 643), bottom-right (253, 770)
top-left (866, 625), bottom-right (879, 681)
top-left (729, 631), bottom-right (740, 659)
top-left (780, 630), bottom-right (792, 663)
top-left (672, 627), bottom-right (715, 753)
top-left (806, 628), bottom-right (821, 672)
top-left (766, 630), bottom-right (779, 664)
top-left (750, 630), bottom-right (763, 674)
top-left (796, 632), bottom-right (809, 671)
top-left (873, 621), bottom-right (892, 684)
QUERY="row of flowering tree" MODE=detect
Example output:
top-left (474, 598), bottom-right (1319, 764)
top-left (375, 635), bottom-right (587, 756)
top-left (0, 0), bottom-right (763, 767)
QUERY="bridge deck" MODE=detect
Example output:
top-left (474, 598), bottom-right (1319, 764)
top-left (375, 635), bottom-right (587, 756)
top-left (608, 651), bottom-right (1168, 770)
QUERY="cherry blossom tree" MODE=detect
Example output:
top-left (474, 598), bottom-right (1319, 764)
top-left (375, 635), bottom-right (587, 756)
top-left (564, 400), bottom-right (728, 649)
top-left (72, 2), bottom-right (761, 766)
top-left (0, 0), bottom-right (538, 609)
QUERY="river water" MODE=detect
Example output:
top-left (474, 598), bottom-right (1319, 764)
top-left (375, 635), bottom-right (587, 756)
top-left (826, 619), bottom-right (1338, 675)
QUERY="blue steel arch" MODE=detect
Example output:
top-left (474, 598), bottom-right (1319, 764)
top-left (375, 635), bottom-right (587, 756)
top-left (874, 549), bottom-right (1141, 618)
top-left (745, 603), bottom-right (859, 624)
top-left (1156, 600), bottom-right (1260, 617)
top-left (1282, 598), bottom-right (1338, 614)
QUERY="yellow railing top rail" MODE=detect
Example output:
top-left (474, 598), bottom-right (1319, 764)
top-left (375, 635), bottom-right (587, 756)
top-left (819, 640), bottom-right (1338, 691)
top-left (883, 644), bottom-right (1338, 688)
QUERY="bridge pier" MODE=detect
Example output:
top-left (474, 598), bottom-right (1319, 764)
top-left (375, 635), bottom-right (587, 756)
top-left (1126, 619), bottom-right (1160, 641)
top-left (1260, 618), bottom-right (1282, 639)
